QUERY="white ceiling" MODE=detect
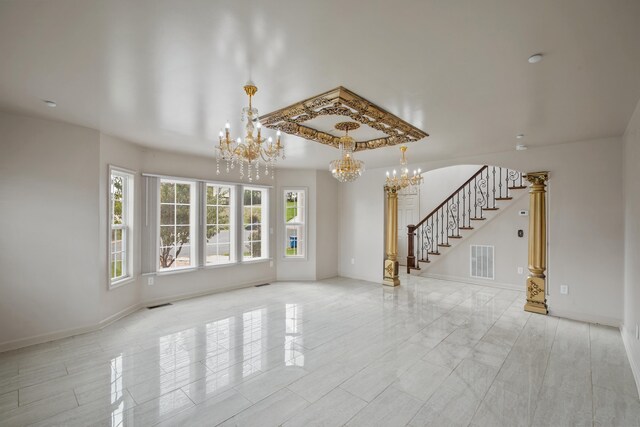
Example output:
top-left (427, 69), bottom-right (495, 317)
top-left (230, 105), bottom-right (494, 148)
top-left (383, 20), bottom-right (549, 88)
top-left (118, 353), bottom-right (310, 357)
top-left (1, 0), bottom-right (640, 170)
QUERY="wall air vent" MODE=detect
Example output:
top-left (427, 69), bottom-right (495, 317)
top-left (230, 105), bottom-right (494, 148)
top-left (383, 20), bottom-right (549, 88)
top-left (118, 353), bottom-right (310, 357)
top-left (470, 245), bottom-right (495, 280)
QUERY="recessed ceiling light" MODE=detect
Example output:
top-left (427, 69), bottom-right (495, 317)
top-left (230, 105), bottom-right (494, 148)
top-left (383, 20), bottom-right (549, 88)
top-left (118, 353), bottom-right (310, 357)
top-left (516, 144), bottom-right (528, 151)
top-left (516, 134), bottom-right (524, 139)
top-left (528, 53), bottom-right (543, 64)
top-left (43, 100), bottom-right (57, 107)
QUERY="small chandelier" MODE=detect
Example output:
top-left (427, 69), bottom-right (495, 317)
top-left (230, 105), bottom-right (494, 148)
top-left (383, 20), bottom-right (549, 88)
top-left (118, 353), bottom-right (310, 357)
top-left (385, 145), bottom-right (423, 194)
top-left (330, 122), bottom-right (365, 182)
top-left (216, 83), bottom-right (284, 181)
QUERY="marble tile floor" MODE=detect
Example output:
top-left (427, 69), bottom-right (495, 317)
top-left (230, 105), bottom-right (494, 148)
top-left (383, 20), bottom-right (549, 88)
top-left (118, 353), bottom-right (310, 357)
top-left (0, 275), bottom-right (639, 426)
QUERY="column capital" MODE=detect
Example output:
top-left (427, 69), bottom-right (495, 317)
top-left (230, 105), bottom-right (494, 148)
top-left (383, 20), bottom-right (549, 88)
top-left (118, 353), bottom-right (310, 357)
top-left (524, 171), bottom-right (549, 185)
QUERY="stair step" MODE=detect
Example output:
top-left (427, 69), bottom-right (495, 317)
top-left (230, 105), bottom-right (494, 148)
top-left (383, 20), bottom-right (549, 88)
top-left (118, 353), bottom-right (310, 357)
top-left (470, 217), bottom-right (486, 221)
top-left (483, 207), bottom-right (499, 211)
top-left (495, 197), bottom-right (513, 200)
top-left (449, 235), bottom-right (463, 239)
top-left (428, 251), bottom-right (441, 255)
top-left (417, 259), bottom-right (430, 264)
top-left (508, 185), bottom-right (527, 190)
top-left (459, 226), bottom-right (474, 230)
top-left (438, 244), bottom-right (452, 248)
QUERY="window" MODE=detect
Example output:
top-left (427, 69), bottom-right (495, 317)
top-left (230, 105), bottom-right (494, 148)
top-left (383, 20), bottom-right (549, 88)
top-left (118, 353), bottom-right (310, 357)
top-left (159, 179), bottom-right (196, 271)
top-left (110, 168), bottom-right (134, 286)
top-left (205, 184), bottom-right (234, 265)
top-left (283, 189), bottom-right (306, 258)
top-left (243, 187), bottom-right (268, 260)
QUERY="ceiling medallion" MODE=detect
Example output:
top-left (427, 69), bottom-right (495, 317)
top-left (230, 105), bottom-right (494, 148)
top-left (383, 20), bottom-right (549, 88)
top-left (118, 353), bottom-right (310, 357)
top-left (330, 122), bottom-right (365, 183)
top-left (385, 145), bottom-right (423, 195)
top-left (216, 83), bottom-right (284, 181)
top-left (259, 86), bottom-right (428, 151)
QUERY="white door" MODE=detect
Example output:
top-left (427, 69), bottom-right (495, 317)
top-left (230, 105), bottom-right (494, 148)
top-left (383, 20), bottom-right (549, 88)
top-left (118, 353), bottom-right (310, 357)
top-left (398, 194), bottom-right (419, 265)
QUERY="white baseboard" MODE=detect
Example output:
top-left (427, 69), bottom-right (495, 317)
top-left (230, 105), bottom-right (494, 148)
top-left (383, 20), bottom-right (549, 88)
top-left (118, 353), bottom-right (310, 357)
top-left (140, 278), bottom-right (274, 308)
top-left (620, 324), bottom-right (640, 400)
top-left (98, 303), bottom-right (143, 328)
top-left (420, 273), bottom-right (523, 292)
top-left (0, 323), bottom-right (98, 353)
top-left (0, 279), bottom-right (271, 353)
top-left (548, 308), bottom-right (620, 328)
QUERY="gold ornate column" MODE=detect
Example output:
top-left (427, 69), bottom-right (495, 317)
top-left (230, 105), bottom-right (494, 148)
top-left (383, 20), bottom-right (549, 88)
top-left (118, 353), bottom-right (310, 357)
top-left (383, 185), bottom-right (400, 286)
top-left (524, 172), bottom-right (549, 314)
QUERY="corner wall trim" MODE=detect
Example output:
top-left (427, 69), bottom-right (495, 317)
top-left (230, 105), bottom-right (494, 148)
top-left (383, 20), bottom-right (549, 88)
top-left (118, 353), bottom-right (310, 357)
top-left (621, 325), bottom-right (640, 401)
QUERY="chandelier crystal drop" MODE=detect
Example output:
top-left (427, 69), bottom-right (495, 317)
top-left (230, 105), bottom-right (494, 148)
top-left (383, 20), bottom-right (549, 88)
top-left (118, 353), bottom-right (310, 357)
top-left (216, 83), bottom-right (284, 182)
top-left (385, 145), bottom-right (423, 194)
top-left (329, 122), bottom-right (365, 182)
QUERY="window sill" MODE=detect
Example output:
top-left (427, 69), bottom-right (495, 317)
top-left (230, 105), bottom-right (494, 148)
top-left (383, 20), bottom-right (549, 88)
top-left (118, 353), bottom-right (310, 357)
top-left (156, 267), bottom-right (198, 276)
top-left (282, 256), bottom-right (308, 262)
top-left (203, 262), bottom-right (237, 270)
top-left (109, 276), bottom-right (135, 290)
top-left (240, 258), bottom-right (272, 265)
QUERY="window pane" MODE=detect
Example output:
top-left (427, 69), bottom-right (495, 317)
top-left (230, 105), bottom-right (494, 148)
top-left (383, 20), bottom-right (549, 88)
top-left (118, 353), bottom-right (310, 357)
top-left (286, 224), bottom-right (304, 257)
top-left (175, 245), bottom-right (191, 267)
top-left (207, 206), bottom-right (217, 225)
top-left (251, 207), bottom-right (262, 224)
top-left (206, 225), bottom-right (217, 244)
top-left (243, 189), bottom-right (252, 206)
top-left (159, 246), bottom-right (176, 269)
top-left (252, 190), bottom-right (261, 205)
top-left (218, 207), bottom-right (230, 225)
top-left (160, 226), bottom-right (175, 247)
top-left (175, 226), bottom-right (190, 245)
top-left (160, 183), bottom-right (175, 203)
top-left (243, 207), bottom-right (252, 227)
top-left (176, 184), bottom-right (190, 203)
top-left (206, 185), bottom-right (217, 204)
top-left (176, 205), bottom-right (190, 225)
top-left (160, 205), bottom-right (175, 225)
top-left (218, 188), bottom-right (230, 205)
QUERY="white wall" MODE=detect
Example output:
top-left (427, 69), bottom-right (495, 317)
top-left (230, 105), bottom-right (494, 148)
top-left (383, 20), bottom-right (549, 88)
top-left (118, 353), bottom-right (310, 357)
top-left (0, 112), bottom-right (101, 347)
top-left (114, 136), bottom-right (278, 305)
top-left (419, 164), bottom-right (481, 217)
top-left (316, 171), bottom-right (339, 280)
top-left (275, 169), bottom-right (339, 281)
top-left (340, 137), bottom-right (625, 326)
top-left (623, 99), bottom-right (640, 391)
top-left (423, 190), bottom-right (529, 289)
top-left (276, 169), bottom-right (317, 281)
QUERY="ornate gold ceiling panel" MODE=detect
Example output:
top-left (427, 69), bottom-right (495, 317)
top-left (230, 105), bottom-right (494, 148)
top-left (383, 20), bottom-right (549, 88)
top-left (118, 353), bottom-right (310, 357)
top-left (259, 86), bottom-right (428, 151)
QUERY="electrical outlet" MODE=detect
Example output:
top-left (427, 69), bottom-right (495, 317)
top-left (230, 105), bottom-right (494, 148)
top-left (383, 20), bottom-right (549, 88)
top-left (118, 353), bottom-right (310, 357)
top-left (560, 285), bottom-right (568, 295)
top-left (351, 258), bottom-right (355, 265)
top-left (148, 277), bottom-right (154, 286)
top-left (517, 267), bottom-right (524, 275)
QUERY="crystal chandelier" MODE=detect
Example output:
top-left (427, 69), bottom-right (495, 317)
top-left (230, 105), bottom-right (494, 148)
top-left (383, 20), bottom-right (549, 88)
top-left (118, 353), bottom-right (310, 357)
top-left (216, 83), bottom-right (284, 182)
top-left (385, 145), bottom-right (423, 194)
top-left (330, 122), bottom-right (365, 182)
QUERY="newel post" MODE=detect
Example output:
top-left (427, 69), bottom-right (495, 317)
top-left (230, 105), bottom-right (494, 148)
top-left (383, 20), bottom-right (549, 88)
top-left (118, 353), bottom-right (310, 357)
top-left (524, 171), bottom-right (549, 315)
top-left (407, 224), bottom-right (417, 274)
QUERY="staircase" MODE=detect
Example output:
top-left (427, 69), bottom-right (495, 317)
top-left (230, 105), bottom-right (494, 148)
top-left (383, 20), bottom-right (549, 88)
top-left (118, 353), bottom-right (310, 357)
top-left (406, 165), bottom-right (526, 273)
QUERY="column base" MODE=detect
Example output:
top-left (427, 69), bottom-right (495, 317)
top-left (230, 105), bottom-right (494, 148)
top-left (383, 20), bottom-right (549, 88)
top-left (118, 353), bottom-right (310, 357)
top-left (383, 259), bottom-right (400, 287)
top-left (524, 301), bottom-right (548, 315)
top-left (524, 276), bottom-right (548, 315)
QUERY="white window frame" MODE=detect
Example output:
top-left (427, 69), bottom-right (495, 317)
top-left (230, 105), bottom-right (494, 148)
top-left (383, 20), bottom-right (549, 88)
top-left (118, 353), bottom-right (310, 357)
top-left (158, 178), bottom-right (197, 272)
top-left (242, 186), bottom-right (269, 262)
top-left (109, 166), bottom-right (134, 289)
top-left (282, 187), bottom-right (307, 260)
top-left (204, 183), bottom-right (236, 266)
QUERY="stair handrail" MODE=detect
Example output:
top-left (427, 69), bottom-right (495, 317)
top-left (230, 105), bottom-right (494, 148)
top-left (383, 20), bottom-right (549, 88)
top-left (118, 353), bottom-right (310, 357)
top-left (413, 165), bottom-right (488, 229)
